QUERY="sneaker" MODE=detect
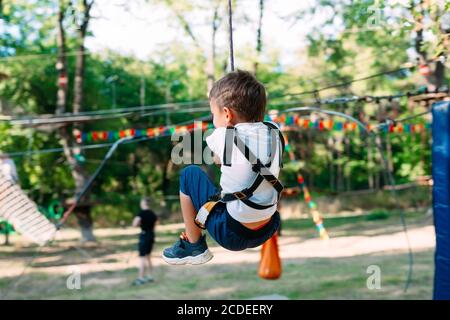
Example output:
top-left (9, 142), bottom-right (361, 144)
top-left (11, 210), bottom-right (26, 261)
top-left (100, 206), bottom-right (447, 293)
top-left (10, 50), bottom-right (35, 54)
top-left (143, 275), bottom-right (154, 283)
top-left (132, 278), bottom-right (147, 286)
top-left (162, 233), bottom-right (213, 265)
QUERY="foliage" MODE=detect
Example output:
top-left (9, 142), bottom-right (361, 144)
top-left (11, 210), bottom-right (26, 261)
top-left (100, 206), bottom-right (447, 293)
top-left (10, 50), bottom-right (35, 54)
top-left (0, 0), bottom-right (447, 225)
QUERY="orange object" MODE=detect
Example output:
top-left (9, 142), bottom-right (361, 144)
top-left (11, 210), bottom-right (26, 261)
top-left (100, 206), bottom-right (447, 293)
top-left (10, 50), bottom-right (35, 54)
top-left (258, 234), bottom-right (282, 280)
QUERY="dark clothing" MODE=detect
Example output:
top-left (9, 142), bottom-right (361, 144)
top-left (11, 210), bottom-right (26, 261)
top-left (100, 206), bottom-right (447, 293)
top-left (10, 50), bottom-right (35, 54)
top-left (179, 165), bottom-right (280, 251)
top-left (138, 231), bottom-right (155, 256)
top-left (138, 209), bottom-right (157, 232)
top-left (136, 209), bottom-right (157, 256)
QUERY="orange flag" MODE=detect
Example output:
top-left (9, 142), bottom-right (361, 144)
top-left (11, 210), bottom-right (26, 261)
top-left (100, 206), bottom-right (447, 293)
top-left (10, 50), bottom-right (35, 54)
top-left (258, 234), bottom-right (282, 280)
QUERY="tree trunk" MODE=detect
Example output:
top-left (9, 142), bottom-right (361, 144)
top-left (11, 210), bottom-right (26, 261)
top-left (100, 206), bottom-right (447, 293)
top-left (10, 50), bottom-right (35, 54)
top-left (56, 3), bottom-right (86, 237)
top-left (73, 1), bottom-right (92, 114)
top-left (253, 0), bottom-right (265, 76)
top-left (56, 0), bottom-right (68, 115)
top-left (207, 4), bottom-right (220, 94)
top-left (56, 0), bottom-right (90, 238)
top-left (70, 0), bottom-right (95, 242)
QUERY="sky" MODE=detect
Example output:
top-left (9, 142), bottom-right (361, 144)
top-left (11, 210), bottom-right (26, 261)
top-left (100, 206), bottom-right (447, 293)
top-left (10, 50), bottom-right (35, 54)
top-left (86, 0), bottom-right (320, 68)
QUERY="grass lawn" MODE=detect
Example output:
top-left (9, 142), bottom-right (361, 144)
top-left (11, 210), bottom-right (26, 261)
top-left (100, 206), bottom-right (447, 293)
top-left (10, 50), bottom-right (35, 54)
top-left (0, 209), bottom-right (435, 300)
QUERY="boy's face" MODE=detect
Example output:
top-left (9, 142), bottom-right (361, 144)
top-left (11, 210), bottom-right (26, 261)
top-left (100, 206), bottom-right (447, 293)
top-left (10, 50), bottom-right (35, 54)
top-left (210, 99), bottom-right (229, 128)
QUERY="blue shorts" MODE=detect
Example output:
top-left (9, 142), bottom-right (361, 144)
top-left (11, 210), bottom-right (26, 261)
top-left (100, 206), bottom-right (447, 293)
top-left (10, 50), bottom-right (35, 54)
top-left (179, 165), bottom-right (280, 251)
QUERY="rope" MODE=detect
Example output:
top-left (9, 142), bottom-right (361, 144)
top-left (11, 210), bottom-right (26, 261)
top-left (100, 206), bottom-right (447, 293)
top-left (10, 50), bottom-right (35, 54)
top-left (228, 0), bottom-right (235, 71)
top-left (5, 106), bottom-right (210, 126)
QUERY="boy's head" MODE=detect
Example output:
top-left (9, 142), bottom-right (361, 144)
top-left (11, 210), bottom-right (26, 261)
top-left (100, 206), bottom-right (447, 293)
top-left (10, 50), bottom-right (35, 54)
top-left (209, 70), bottom-right (266, 127)
top-left (140, 197), bottom-right (150, 210)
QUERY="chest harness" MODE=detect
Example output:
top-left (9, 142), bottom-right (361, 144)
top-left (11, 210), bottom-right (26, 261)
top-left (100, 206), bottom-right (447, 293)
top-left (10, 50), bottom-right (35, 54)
top-left (195, 122), bottom-right (285, 229)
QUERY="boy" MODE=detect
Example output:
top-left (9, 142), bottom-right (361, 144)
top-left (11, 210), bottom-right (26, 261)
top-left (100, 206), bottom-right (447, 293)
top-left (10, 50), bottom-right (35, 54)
top-left (163, 70), bottom-right (283, 265)
top-left (132, 197), bottom-right (158, 285)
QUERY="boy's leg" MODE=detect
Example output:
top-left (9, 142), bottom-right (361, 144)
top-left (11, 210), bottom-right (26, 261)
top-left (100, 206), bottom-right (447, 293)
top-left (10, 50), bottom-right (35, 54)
top-left (163, 166), bottom-right (218, 265)
top-left (138, 257), bottom-right (146, 279)
top-left (179, 165), bottom-right (219, 242)
top-left (180, 192), bottom-right (202, 243)
top-left (146, 255), bottom-right (153, 276)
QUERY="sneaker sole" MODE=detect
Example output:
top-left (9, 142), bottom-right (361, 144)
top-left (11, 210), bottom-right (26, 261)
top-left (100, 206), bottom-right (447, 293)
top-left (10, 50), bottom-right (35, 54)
top-left (162, 249), bottom-right (213, 265)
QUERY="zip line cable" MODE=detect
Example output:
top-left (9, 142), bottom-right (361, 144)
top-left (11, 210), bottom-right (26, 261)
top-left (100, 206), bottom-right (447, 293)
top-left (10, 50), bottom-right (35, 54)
top-left (7, 100), bottom-right (209, 120)
top-left (4, 106), bottom-right (211, 126)
top-left (269, 66), bottom-right (414, 100)
top-left (2, 84), bottom-right (446, 126)
top-left (228, 0), bottom-right (235, 72)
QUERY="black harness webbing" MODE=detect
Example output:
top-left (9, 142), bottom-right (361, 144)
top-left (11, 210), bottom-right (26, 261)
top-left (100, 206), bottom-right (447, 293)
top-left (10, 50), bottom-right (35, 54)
top-left (215, 122), bottom-right (285, 210)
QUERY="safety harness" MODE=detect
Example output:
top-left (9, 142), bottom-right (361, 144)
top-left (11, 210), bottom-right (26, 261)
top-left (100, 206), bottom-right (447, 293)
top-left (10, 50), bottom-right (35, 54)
top-left (195, 122), bottom-right (285, 229)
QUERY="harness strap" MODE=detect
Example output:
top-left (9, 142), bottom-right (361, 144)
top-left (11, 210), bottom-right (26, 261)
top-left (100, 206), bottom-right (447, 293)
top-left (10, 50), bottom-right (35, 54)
top-left (263, 121), bottom-right (285, 168)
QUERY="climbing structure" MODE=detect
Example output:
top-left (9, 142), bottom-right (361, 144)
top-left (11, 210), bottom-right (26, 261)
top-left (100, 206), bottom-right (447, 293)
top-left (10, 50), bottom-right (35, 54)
top-left (0, 172), bottom-right (56, 245)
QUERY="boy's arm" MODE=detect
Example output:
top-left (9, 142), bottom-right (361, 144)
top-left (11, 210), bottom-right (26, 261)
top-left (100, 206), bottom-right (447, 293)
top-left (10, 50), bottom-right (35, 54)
top-left (132, 216), bottom-right (141, 228)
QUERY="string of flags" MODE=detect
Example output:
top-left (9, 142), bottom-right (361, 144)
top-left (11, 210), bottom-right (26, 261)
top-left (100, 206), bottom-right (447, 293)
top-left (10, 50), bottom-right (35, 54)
top-left (74, 122), bottom-right (214, 143)
top-left (74, 116), bottom-right (431, 143)
top-left (297, 173), bottom-right (329, 240)
top-left (265, 114), bottom-right (431, 134)
top-left (75, 113), bottom-right (431, 144)
top-left (283, 133), bottom-right (329, 240)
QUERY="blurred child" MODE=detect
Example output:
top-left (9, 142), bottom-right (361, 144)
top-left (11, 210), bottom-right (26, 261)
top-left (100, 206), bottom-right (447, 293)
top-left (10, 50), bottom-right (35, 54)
top-left (132, 198), bottom-right (158, 285)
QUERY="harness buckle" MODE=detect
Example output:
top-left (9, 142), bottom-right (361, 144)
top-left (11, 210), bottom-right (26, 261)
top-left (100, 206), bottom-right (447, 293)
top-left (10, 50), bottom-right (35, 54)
top-left (234, 191), bottom-right (247, 200)
top-left (194, 218), bottom-right (206, 230)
